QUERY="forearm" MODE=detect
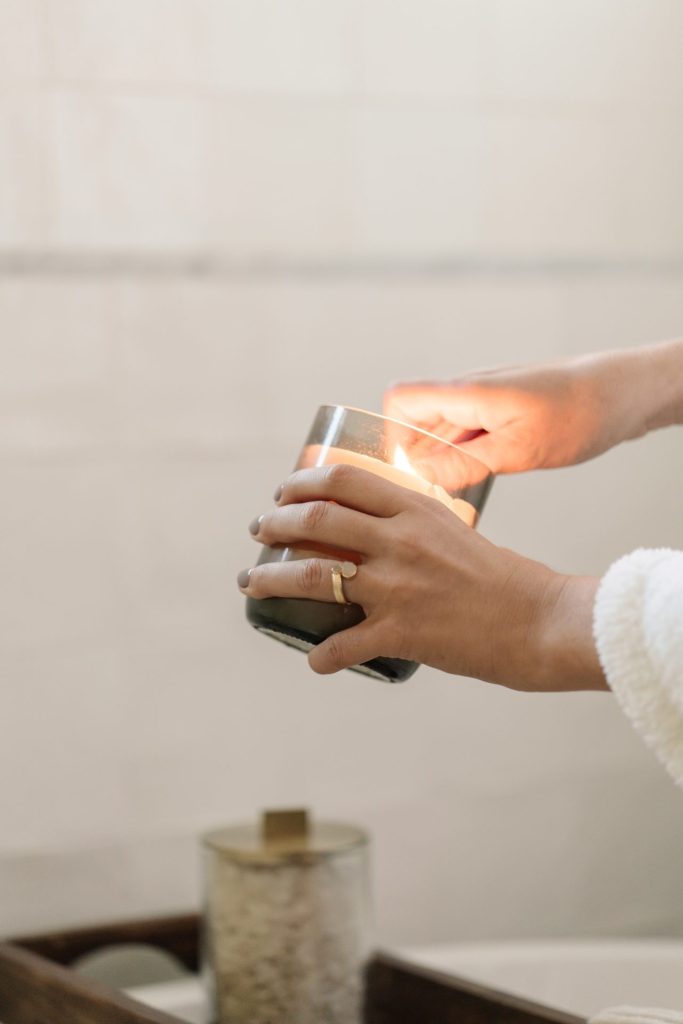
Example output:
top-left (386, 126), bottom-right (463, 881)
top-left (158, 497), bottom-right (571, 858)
top-left (636, 338), bottom-right (683, 432)
top-left (587, 339), bottom-right (683, 445)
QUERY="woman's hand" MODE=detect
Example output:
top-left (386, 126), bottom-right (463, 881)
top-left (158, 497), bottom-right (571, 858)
top-left (239, 465), bottom-right (606, 691)
top-left (384, 342), bottom-right (683, 479)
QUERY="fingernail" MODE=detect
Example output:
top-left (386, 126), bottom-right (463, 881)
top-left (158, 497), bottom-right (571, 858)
top-left (237, 568), bottom-right (251, 589)
top-left (249, 515), bottom-right (263, 535)
top-left (273, 483), bottom-right (283, 503)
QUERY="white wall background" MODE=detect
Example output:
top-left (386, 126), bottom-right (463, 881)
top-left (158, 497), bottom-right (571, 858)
top-left (1, 0), bottom-right (682, 946)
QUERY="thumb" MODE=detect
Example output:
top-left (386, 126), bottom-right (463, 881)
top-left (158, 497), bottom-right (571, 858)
top-left (308, 620), bottom-right (381, 675)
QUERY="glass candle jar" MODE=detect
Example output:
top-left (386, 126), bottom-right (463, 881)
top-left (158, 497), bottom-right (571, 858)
top-left (202, 810), bottom-right (370, 1024)
top-left (246, 405), bottom-right (493, 683)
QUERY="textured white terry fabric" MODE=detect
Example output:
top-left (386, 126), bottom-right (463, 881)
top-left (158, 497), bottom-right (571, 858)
top-left (590, 1007), bottom-right (683, 1024)
top-left (593, 548), bottom-right (683, 788)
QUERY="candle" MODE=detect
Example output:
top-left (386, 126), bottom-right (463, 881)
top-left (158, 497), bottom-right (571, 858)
top-left (245, 405), bottom-right (493, 683)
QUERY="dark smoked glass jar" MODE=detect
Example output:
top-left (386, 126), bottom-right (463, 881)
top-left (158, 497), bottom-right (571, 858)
top-left (246, 405), bottom-right (493, 682)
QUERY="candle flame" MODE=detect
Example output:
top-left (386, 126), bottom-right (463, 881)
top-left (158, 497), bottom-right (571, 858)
top-left (393, 444), bottom-right (419, 477)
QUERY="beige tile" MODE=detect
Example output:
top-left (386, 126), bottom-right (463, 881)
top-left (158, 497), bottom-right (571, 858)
top-left (0, 280), bottom-right (118, 453)
top-left (44, 0), bottom-right (204, 86)
top-left (351, 105), bottom-right (683, 260)
top-left (0, 645), bottom-right (131, 847)
top-left (106, 639), bottom-right (326, 826)
top-left (113, 453), bottom-right (285, 651)
top-left (602, 113), bottom-right (683, 259)
top-left (43, 0), bottom-right (359, 95)
top-left (0, 836), bottom-right (198, 936)
top-left (115, 281), bottom-right (277, 447)
top-left (0, 96), bottom-right (50, 246)
top-left (488, 0), bottom-right (683, 107)
top-left (359, 0), bottom-right (490, 99)
top-left (550, 278), bottom-right (683, 352)
top-left (481, 111), bottom-right (683, 260)
top-left (0, 464), bottom-right (121, 652)
top-left (46, 94), bottom-right (211, 249)
top-left (207, 100), bottom-right (355, 255)
top-left (477, 113), bottom-right (618, 258)
top-left (262, 283), bottom-right (391, 445)
top-left (371, 756), bottom-right (683, 943)
top-left (204, 0), bottom-right (359, 96)
top-left (361, 0), bottom-right (683, 108)
top-left (351, 107), bottom-right (489, 256)
top-left (0, 0), bottom-right (43, 82)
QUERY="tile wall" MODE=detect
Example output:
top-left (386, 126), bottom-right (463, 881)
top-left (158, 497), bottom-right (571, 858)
top-left (1, 0), bottom-right (682, 943)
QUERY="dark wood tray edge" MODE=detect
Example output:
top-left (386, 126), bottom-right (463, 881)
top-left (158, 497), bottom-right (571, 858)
top-left (10, 912), bottom-right (200, 973)
top-left (0, 940), bottom-right (187, 1024)
top-left (366, 950), bottom-right (585, 1024)
top-left (1, 913), bottom-right (587, 1024)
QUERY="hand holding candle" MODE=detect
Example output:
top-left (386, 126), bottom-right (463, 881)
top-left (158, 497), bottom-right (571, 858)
top-left (240, 461), bottom-right (605, 691)
top-left (242, 405), bottom-right (493, 682)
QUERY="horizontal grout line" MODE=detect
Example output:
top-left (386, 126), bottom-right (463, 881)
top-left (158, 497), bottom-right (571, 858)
top-left (9, 81), bottom-right (683, 121)
top-left (2, 251), bottom-right (683, 279)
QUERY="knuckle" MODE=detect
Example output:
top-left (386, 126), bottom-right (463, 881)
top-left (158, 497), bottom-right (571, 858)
top-left (324, 462), bottom-right (354, 488)
top-left (296, 558), bottom-right (323, 594)
top-left (299, 500), bottom-right (329, 531)
top-left (392, 519), bottom-right (424, 563)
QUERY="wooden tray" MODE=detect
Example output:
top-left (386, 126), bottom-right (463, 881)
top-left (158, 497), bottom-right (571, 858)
top-left (0, 913), bottom-right (584, 1024)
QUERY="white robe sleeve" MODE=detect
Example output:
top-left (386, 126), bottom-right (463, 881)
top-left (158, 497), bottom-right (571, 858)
top-left (593, 548), bottom-right (683, 787)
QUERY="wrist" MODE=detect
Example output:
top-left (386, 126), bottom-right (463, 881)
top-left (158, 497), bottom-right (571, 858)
top-left (584, 349), bottom-right (653, 447)
top-left (481, 551), bottom-right (606, 693)
top-left (587, 341), bottom-right (683, 445)
top-left (532, 573), bottom-right (607, 692)
top-left (637, 338), bottom-right (683, 432)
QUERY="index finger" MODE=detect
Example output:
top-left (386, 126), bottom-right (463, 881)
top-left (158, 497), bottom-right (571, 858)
top-left (384, 381), bottom-right (485, 436)
top-left (277, 463), bottom-right (428, 518)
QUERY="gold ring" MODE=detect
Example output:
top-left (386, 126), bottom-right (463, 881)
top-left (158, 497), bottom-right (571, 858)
top-left (331, 561), bottom-right (358, 605)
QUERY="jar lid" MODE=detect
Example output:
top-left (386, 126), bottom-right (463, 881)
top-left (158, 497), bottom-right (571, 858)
top-left (202, 809), bottom-right (368, 865)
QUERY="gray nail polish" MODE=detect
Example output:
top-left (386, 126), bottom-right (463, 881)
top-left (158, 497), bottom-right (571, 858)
top-left (249, 515), bottom-right (263, 535)
top-left (273, 483), bottom-right (283, 503)
top-left (237, 568), bottom-right (251, 589)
